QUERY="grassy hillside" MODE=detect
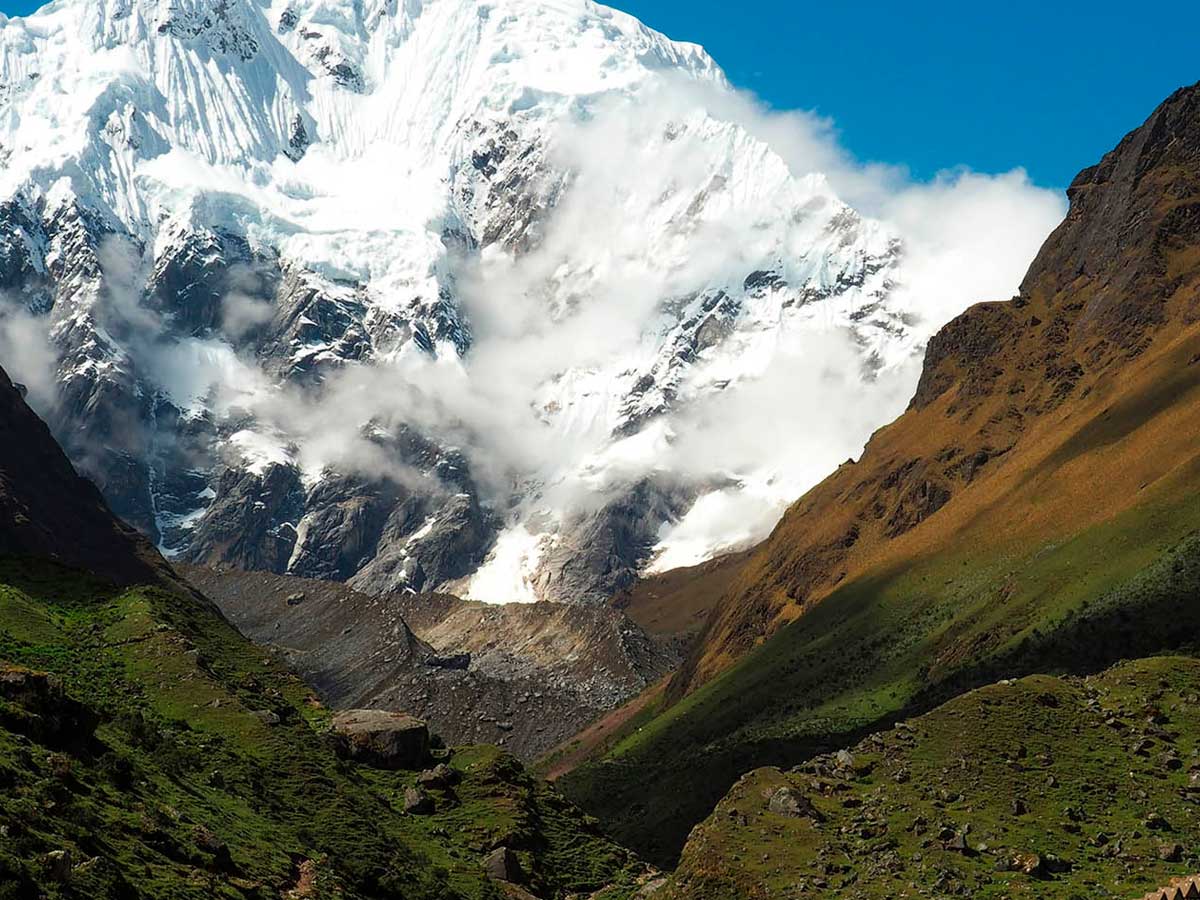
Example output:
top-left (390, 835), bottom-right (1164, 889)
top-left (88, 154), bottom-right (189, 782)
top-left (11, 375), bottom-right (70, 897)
top-left (558, 458), bottom-right (1200, 864)
top-left (0, 557), bottom-right (647, 899)
top-left (668, 656), bottom-right (1200, 898)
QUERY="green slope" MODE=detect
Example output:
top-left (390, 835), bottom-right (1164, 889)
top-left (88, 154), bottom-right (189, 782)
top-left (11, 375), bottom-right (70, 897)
top-left (667, 655), bottom-right (1200, 898)
top-left (558, 473), bottom-right (1200, 866)
top-left (0, 557), bottom-right (645, 899)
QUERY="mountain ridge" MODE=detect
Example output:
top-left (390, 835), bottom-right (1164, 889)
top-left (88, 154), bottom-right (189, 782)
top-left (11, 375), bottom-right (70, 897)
top-left (0, 363), bottom-right (167, 586)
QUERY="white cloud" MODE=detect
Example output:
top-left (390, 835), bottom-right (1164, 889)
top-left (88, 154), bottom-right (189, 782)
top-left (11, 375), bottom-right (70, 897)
top-left (0, 303), bottom-right (56, 413)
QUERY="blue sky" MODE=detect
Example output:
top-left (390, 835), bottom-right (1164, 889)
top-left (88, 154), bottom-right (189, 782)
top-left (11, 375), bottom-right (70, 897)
top-left (2, 0), bottom-right (1196, 188)
top-left (614, 0), bottom-right (1200, 188)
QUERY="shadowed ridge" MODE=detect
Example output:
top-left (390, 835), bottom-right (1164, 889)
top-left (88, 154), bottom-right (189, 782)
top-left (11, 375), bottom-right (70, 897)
top-left (0, 364), bottom-right (170, 586)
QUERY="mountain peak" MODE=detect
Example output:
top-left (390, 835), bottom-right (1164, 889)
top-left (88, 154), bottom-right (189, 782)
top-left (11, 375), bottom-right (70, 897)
top-left (1019, 80), bottom-right (1200, 340)
top-left (0, 0), bottom-right (939, 604)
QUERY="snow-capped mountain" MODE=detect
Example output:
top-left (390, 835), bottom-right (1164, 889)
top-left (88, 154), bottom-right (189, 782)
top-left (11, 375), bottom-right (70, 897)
top-left (0, 0), bottom-right (930, 604)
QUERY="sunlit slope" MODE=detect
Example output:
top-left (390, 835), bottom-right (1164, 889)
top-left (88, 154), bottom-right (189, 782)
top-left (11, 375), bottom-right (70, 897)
top-left (558, 83), bottom-right (1200, 865)
top-left (560, 446), bottom-right (1200, 863)
top-left (679, 83), bottom-right (1200, 692)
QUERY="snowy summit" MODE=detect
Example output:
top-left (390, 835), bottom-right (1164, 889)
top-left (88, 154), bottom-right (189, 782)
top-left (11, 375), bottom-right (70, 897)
top-left (0, 0), bottom-right (952, 604)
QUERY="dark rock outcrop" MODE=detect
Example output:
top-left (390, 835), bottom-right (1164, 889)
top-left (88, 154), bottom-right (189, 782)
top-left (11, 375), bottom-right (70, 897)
top-left (185, 464), bottom-right (305, 572)
top-left (535, 478), bottom-right (697, 605)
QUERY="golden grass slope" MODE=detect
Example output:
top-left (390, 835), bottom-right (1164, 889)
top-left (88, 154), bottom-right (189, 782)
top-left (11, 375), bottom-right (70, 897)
top-left (673, 82), bottom-right (1200, 698)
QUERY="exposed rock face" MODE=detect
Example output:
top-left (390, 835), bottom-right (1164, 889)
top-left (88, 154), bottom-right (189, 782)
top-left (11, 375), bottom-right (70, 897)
top-left (178, 565), bottom-right (679, 758)
top-left (533, 478), bottom-right (699, 605)
top-left (0, 365), bottom-right (164, 586)
top-left (349, 488), bottom-right (497, 595)
top-left (186, 464), bottom-right (306, 572)
top-left (183, 434), bottom-right (497, 595)
top-left (330, 709), bottom-right (431, 770)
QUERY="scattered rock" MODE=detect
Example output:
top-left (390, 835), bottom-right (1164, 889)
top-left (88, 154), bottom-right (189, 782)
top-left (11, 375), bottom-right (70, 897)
top-left (285, 592), bottom-right (305, 606)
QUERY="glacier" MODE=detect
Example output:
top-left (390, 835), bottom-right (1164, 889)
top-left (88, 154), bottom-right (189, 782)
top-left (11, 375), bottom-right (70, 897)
top-left (0, 0), bottom-right (1028, 605)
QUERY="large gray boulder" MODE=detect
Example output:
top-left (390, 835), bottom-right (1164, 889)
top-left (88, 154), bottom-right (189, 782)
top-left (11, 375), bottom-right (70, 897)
top-left (330, 710), bottom-right (431, 770)
top-left (483, 846), bottom-right (523, 883)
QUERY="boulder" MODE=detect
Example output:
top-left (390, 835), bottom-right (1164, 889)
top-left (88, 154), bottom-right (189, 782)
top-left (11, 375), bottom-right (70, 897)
top-left (1158, 842), bottom-right (1184, 862)
top-left (484, 846), bottom-right (522, 883)
top-left (767, 787), bottom-right (825, 822)
top-left (193, 825), bottom-right (234, 871)
top-left (403, 786), bottom-right (434, 815)
top-left (1012, 852), bottom-right (1043, 876)
top-left (330, 710), bottom-right (430, 770)
top-left (416, 763), bottom-right (459, 789)
top-left (425, 653), bottom-right (470, 671)
top-left (41, 850), bottom-right (71, 883)
top-left (1145, 811), bottom-right (1171, 831)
